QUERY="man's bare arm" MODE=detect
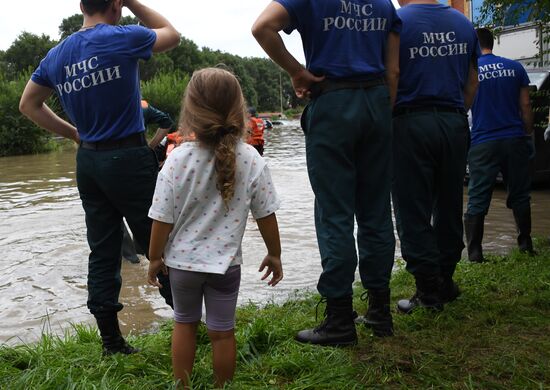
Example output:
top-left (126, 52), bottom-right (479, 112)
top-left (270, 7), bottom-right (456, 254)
top-left (19, 80), bottom-right (80, 143)
top-left (463, 60), bottom-right (479, 111)
top-left (252, 2), bottom-right (323, 98)
top-left (124, 0), bottom-right (180, 53)
top-left (384, 32), bottom-right (400, 107)
top-left (519, 86), bottom-right (534, 135)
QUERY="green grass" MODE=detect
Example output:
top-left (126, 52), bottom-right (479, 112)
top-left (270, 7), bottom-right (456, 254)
top-left (1, 240), bottom-right (549, 389)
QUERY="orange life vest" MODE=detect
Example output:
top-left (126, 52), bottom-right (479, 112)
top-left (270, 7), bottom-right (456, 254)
top-left (165, 132), bottom-right (183, 156)
top-left (247, 117), bottom-right (265, 146)
top-left (165, 132), bottom-right (196, 157)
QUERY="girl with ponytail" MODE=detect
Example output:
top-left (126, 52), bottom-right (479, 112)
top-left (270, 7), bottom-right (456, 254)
top-left (147, 67), bottom-right (283, 388)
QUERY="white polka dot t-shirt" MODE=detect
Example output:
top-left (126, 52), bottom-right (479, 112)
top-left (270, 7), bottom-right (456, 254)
top-left (148, 141), bottom-right (281, 274)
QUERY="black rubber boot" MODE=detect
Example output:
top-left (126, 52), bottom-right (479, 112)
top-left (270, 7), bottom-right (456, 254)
top-left (464, 213), bottom-right (485, 263)
top-left (355, 289), bottom-right (393, 337)
top-left (397, 277), bottom-right (443, 314)
top-left (96, 315), bottom-right (139, 356)
top-left (513, 206), bottom-right (535, 255)
top-left (295, 296), bottom-right (357, 346)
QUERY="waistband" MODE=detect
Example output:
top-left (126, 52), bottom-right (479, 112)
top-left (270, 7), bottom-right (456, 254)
top-left (80, 132), bottom-right (147, 151)
top-left (393, 105), bottom-right (467, 117)
top-left (310, 78), bottom-right (386, 99)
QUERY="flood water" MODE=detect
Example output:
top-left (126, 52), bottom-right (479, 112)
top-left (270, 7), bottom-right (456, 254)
top-left (1, 120), bottom-right (550, 346)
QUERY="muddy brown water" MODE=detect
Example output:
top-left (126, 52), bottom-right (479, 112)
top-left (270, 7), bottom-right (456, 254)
top-left (1, 121), bottom-right (549, 345)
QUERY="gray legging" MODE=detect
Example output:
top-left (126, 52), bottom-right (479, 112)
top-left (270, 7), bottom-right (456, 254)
top-left (169, 265), bottom-right (241, 331)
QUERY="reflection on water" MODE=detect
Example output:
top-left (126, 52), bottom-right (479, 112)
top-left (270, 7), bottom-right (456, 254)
top-left (1, 121), bottom-right (550, 345)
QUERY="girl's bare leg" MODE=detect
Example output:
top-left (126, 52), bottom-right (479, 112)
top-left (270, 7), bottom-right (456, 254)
top-left (208, 329), bottom-right (236, 388)
top-left (172, 322), bottom-right (199, 389)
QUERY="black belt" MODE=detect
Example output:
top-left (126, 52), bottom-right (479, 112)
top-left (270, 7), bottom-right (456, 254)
top-left (80, 132), bottom-right (147, 151)
top-left (393, 105), bottom-right (466, 117)
top-left (310, 77), bottom-right (385, 99)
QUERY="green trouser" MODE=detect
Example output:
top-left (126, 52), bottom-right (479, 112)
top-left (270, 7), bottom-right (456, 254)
top-left (76, 145), bottom-right (172, 318)
top-left (392, 111), bottom-right (469, 279)
top-left (301, 86), bottom-right (395, 298)
top-left (466, 137), bottom-right (531, 216)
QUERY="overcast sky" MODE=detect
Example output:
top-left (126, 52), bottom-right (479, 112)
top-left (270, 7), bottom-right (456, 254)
top-left (1, 0), bottom-right (401, 62)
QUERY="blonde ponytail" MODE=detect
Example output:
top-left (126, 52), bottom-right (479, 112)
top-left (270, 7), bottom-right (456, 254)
top-left (179, 68), bottom-right (247, 207)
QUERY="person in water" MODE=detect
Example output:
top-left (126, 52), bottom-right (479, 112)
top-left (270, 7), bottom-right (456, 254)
top-left (246, 106), bottom-right (266, 156)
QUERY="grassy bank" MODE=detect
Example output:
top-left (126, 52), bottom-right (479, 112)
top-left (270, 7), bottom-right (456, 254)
top-left (1, 242), bottom-right (549, 389)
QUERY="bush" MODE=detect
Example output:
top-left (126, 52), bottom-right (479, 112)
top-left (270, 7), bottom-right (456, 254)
top-left (140, 72), bottom-right (189, 124)
top-left (0, 75), bottom-right (57, 157)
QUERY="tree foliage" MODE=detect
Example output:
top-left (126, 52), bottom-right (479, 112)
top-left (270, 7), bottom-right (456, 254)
top-left (478, 0), bottom-right (550, 27)
top-left (59, 14), bottom-right (140, 39)
top-left (58, 14), bottom-right (84, 40)
top-left (141, 72), bottom-right (189, 121)
top-left (3, 32), bottom-right (56, 77)
top-left (0, 13), bottom-right (300, 156)
top-left (0, 74), bottom-right (57, 156)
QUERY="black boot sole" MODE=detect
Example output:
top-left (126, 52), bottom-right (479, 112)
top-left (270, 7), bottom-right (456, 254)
top-left (468, 256), bottom-right (484, 263)
top-left (519, 248), bottom-right (537, 256)
top-left (355, 316), bottom-right (393, 337)
top-left (103, 345), bottom-right (140, 356)
top-left (368, 323), bottom-right (393, 337)
top-left (294, 330), bottom-right (358, 347)
top-left (294, 337), bottom-right (358, 347)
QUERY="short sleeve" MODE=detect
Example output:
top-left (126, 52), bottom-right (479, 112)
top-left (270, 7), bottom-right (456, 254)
top-left (519, 65), bottom-right (530, 87)
top-left (274, 0), bottom-right (307, 34)
top-left (122, 25), bottom-right (157, 60)
top-left (148, 164), bottom-right (175, 224)
top-left (31, 57), bottom-right (53, 89)
top-left (388, 1), bottom-right (402, 34)
top-left (250, 165), bottom-right (281, 220)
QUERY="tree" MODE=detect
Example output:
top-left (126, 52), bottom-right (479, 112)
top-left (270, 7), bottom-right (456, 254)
top-left (139, 54), bottom-right (175, 81)
top-left (3, 32), bottom-right (57, 77)
top-left (59, 14), bottom-right (83, 40)
top-left (0, 74), bottom-right (57, 156)
top-left (59, 14), bottom-right (139, 40)
top-left (0, 51), bottom-right (7, 77)
top-left (120, 16), bottom-right (139, 26)
top-left (167, 38), bottom-right (205, 76)
top-left (478, 0), bottom-right (550, 28)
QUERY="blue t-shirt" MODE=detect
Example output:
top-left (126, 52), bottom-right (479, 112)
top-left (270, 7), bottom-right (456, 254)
top-left (470, 54), bottom-right (530, 146)
top-left (275, 0), bottom-right (402, 80)
top-left (31, 24), bottom-right (156, 142)
top-left (395, 4), bottom-right (480, 108)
